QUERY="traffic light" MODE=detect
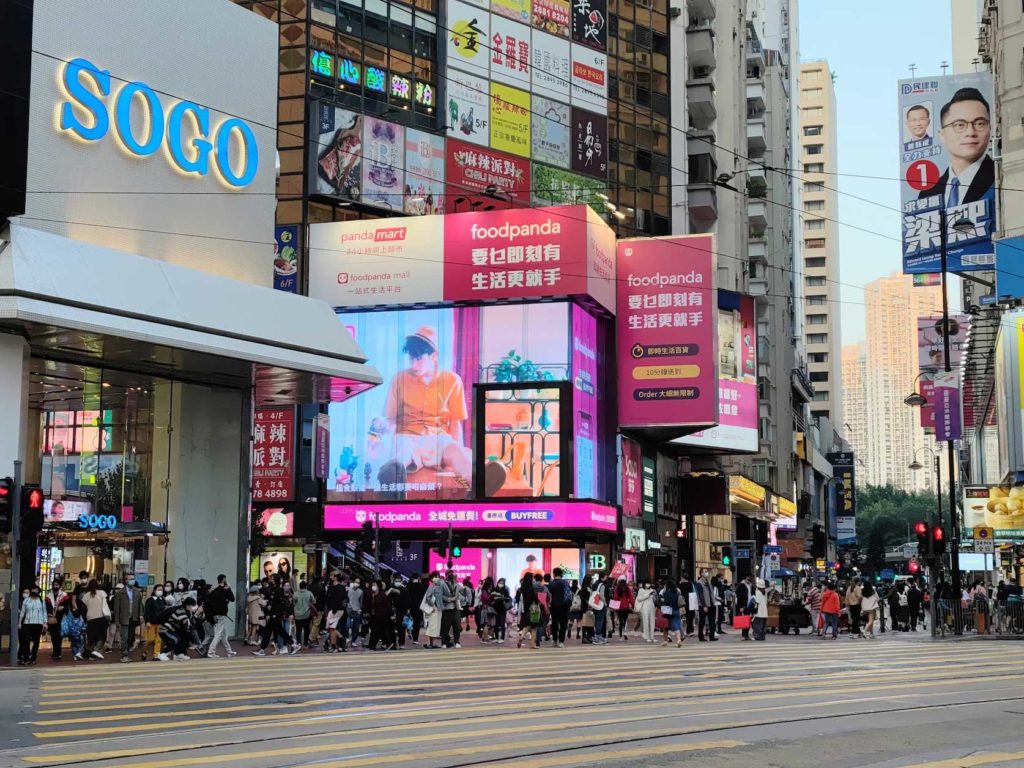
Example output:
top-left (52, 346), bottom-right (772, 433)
top-left (932, 525), bottom-right (946, 555)
top-left (811, 524), bottom-right (826, 558)
top-left (914, 521), bottom-right (930, 556)
top-left (22, 485), bottom-right (44, 532)
top-left (908, 558), bottom-right (920, 574)
top-left (720, 544), bottom-right (734, 568)
top-left (359, 520), bottom-right (374, 551)
top-left (0, 477), bottom-right (12, 534)
top-left (433, 542), bottom-right (448, 558)
top-left (449, 533), bottom-right (466, 559)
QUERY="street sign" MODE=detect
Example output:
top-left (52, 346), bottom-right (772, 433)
top-left (815, 558), bottom-right (826, 569)
top-left (976, 539), bottom-right (995, 554)
top-left (736, 548), bottom-right (751, 559)
top-left (880, 568), bottom-right (895, 581)
top-left (903, 544), bottom-right (918, 559)
top-left (764, 545), bottom-right (783, 553)
top-left (973, 525), bottom-right (994, 542)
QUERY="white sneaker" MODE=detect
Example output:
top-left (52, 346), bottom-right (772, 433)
top-left (454, 643), bottom-right (462, 648)
top-left (90, 650), bottom-right (104, 660)
top-left (557, 642), bottom-right (565, 648)
top-left (226, 650), bottom-right (238, 657)
top-left (252, 649), bottom-right (266, 656)
top-left (291, 644), bottom-right (302, 654)
top-left (206, 651), bottom-right (221, 658)
top-left (174, 654), bottom-right (189, 660)
top-left (156, 653), bottom-right (171, 661)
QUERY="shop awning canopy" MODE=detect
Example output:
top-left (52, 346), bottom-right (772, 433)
top-left (0, 224), bottom-right (380, 404)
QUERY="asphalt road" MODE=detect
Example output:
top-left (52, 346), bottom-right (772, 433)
top-left (1, 633), bottom-right (1023, 768)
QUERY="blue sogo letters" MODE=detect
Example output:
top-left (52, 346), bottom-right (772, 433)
top-left (59, 57), bottom-right (259, 188)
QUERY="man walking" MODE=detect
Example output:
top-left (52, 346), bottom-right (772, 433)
top-left (203, 574), bottom-right (236, 658)
top-left (548, 568), bottom-right (571, 647)
top-left (347, 577), bottom-right (364, 648)
top-left (324, 572), bottom-right (348, 652)
top-left (407, 573), bottom-right (427, 644)
top-left (845, 578), bottom-right (863, 638)
top-left (111, 581), bottom-right (143, 662)
top-left (695, 570), bottom-right (717, 641)
top-left (804, 580), bottom-right (823, 636)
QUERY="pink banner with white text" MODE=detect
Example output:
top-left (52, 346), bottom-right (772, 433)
top-left (324, 500), bottom-right (618, 532)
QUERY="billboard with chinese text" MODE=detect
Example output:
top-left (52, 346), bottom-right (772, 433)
top-left (252, 408), bottom-right (295, 502)
top-left (827, 451), bottom-right (856, 545)
top-left (899, 73), bottom-right (996, 273)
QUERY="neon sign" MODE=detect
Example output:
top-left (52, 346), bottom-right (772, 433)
top-left (310, 49), bottom-right (334, 78)
top-left (415, 81), bottom-right (434, 107)
top-left (390, 74), bottom-right (411, 100)
top-left (79, 513), bottom-right (119, 530)
top-left (366, 67), bottom-right (386, 93)
top-left (339, 59), bottom-right (361, 85)
top-left (58, 57), bottom-right (260, 188)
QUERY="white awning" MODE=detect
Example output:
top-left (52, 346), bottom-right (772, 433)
top-left (0, 224), bottom-right (380, 404)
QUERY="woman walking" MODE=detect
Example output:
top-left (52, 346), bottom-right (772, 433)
top-left (78, 579), bottom-right (109, 660)
top-left (492, 578), bottom-right (510, 643)
top-left (292, 580), bottom-right (314, 648)
top-left (635, 580), bottom-right (657, 643)
top-left (752, 579), bottom-right (769, 641)
top-left (860, 581), bottom-right (879, 638)
top-left (516, 574), bottom-right (539, 649)
top-left (658, 579), bottom-right (684, 647)
top-left (422, 572), bottom-right (444, 649)
top-left (612, 577), bottom-right (634, 641)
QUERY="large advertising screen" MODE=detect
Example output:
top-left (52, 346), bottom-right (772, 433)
top-left (308, 204), bottom-right (616, 313)
top-left (616, 235), bottom-right (718, 430)
top-left (827, 451), bottom-right (857, 545)
top-left (324, 500), bottom-right (618, 532)
top-left (899, 73), bottom-right (996, 273)
top-left (673, 293), bottom-right (758, 452)
top-left (327, 303), bottom-right (572, 502)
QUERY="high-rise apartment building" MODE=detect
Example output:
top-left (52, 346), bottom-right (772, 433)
top-left (860, 273), bottom-right (941, 491)
top-left (798, 60), bottom-right (841, 426)
top-left (841, 342), bottom-right (866, 477)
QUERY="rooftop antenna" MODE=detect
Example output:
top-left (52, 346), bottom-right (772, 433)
top-left (909, 63), bottom-right (917, 77)
top-left (940, 60), bottom-right (949, 75)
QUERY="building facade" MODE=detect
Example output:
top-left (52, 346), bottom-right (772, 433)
top-left (798, 59), bottom-right (842, 426)
top-left (841, 342), bottom-right (867, 474)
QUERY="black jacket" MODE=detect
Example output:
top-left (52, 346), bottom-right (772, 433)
top-left (917, 154), bottom-right (994, 205)
top-left (203, 585), bottom-right (235, 618)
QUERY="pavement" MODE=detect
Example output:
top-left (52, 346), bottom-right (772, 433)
top-left (1, 629), bottom-right (1024, 768)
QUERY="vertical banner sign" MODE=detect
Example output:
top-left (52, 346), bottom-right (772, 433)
top-left (898, 73), bottom-right (996, 273)
top-left (252, 407), bottom-right (295, 501)
top-left (621, 436), bottom-right (642, 518)
top-left (616, 235), bottom-right (717, 429)
top-left (934, 370), bottom-right (963, 441)
top-left (827, 451), bottom-right (857, 545)
top-left (642, 456), bottom-right (656, 523)
top-left (314, 413), bottom-right (330, 480)
top-left (572, 305), bottom-right (599, 498)
top-left (273, 226), bottom-right (299, 293)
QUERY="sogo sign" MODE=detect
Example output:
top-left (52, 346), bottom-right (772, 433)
top-left (58, 57), bottom-right (259, 188)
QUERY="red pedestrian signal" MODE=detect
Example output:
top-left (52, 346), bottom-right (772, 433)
top-left (913, 521), bottom-right (928, 536)
top-left (0, 477), bottom-right (11, 534)
top-left (908, 559), bottom-right (920, 574)
top-left (932, 525), bottom-right (947, 555)
top-left (26, 488), bottom-right (43, 510)
top-left (914, 521), bottom-right (930, 556)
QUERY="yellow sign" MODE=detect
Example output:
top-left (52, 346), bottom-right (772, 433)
top-left (973, 525), bottom-right (994, 540)
top-left (450, 17), bottom-right (486, 66)
top-left (816, 558), bottom-right (826, 569)
top-left (490, 83), bottom-right (531, 158)
top-left (776, 495), bottom-right (797, 520)
top-left (728, 474), bottom-right (766, 507)
top-left (631, 364), bottom-right (700, 380)
top-left (492, 0), bottom-right (532, 23)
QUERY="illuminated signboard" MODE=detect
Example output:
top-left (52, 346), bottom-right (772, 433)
top-left (415, 82), bottom-right (435, 108)
top-left (58, 57), bottom-right (259, 188)
top-left (366, 67), bottom-right (386, 93)
top-left (339, 58), bottom-right (361, 85)
top-left (310, 49), bottom-right (333, 78)
top-left (390, 74), bottom-right (411, 100)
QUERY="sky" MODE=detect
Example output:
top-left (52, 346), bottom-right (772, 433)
top-left (797, 1), bottom-right (953, 346)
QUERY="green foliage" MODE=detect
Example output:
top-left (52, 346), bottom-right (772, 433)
top-left (855, 485), bottom-right (941, 572)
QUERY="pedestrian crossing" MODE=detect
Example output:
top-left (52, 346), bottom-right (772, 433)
top-left (3, 639), bottom-right (1024, 767)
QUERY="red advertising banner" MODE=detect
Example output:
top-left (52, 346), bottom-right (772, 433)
top-left (445, 139), bottom-right (532, 212)
top-left (621, 436), bottom-right (642, 517)
top-left (252, 407), bottom-right (295, 502)
top-left (443, 204), bottom-right (588, 301)
top-left (616, 236), bottom-right (717, 429)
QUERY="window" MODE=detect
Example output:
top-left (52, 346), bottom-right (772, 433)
top-left (804, 182), bottom-right (824, 192)
top-left (807, 332), bottom-right (828, 344)
top-left (805, 257), bottom-right (826, 269)
top-left (805, 219), bottom-right (825, 231)
top-left (803, 125), bottom-right (822, 136)
top-left (804, 162), bottom-right (824, 173)
top-left (806, 277), bottom-right (826, 287)
top-left (811, 409), bottom-right (829, 420)
top-left (804, 69), bottom-right (822, 82)
top-left (809, 352), bottom-right (829, 363)
top-left (805, 199), bottom-right (824, 211)
top-left (813, 390), bottom-right (830, 401)
top-left (805, 144), bottom-right (823, 155)
top-left (806, 314), bottom-right (827, 325)
top-left (809, 371), bottom-right (829, 382)
top-left (804, 106), bottom-right (823, 118)
top-left (805, 238), bottom-right (826, 249)
top-left (803, 88), bottom-right (823, 99)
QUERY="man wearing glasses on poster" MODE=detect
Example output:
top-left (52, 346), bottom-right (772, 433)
top-left (918, 87), bottom-right (994, 207)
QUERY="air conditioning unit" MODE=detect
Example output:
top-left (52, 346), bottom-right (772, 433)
top-left (693, 65), bottom-right (713, 79)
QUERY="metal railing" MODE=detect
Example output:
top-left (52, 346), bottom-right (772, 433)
top-left (932, 598), bottom-right (1024, 637)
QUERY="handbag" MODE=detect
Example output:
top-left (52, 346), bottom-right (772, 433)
top-left (733, 615), bottom-right (752, 629)
top-left (419, 597), bottom-right (435, 616)
top-left (102, 599), bottom-right (112, 620)
top-left (660, 605), bottom-right (674, 616)
top-left (581, 610), bottom-right (596, 628)
top-left (655, 612), bottom-right (669, 630)
top-left (609, 599), bottom-right (622, 611)
top-left (687, 592), bottom-right (698, 611)
top-left (588, 590), bottom-right (605, 611)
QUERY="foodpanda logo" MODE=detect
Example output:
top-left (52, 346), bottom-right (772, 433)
top-left (354, 509), bottom-right (367, 523)
top-left (338, 273), bottom-right (350, 284)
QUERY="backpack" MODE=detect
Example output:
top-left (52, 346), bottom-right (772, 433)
top-left (570, 592), bottom-right (582, 612)
top-left (528, 602), bottom-right (543, 625)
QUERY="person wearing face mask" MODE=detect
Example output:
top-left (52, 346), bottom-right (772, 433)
top-left (18, 586), bottom-right (46, 665)
top-left (46, 579), bottom-right (71, 661)
top-left (587, 573), bottom-right (608, 645)
top-left (439, 571), bottom-right (463, 649)
top-left (366, 579), bottom-right (394, 651)
top-left (634, 580), bottom-right (657, 643)
top-left (347, 578), bottom-right (364, 649)
top-left (492, 577), bottom-right (511, 643)
top-left (422, 572), bottom-right (444, 649)
top-left (112, 580), bottom-right (143, 663)
top-left (695, 570), bottom-right (717, 642)
top-left (254, 574), bottom-right (300, 656)
top-left (142, 586), bottom-right (167, 661)
top-left (157, 596), bottom-right (198, 660)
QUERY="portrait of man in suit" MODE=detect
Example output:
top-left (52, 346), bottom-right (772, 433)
top-left (918, 87), bottom-right (993, 207)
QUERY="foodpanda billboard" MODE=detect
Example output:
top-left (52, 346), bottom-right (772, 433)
top-left (22, 0), bottom-right (278, 285)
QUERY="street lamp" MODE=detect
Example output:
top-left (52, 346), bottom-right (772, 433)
top-left (904, 371), bottom-right (929, 407)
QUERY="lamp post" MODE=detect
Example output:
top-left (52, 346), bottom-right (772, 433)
top-left (910, 446), bottom-right (942, 638)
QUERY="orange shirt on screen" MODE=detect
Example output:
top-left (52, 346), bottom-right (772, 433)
top-left (384, 369), bottom-right (468, 436)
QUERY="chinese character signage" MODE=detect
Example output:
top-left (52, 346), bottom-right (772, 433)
top-left (617, 236), bottom-right (718, 430)
top-left (571, 0), bottom-right (607, 50)
top-left (273, 225), bottom-right (299, 293)
top-left (324, 500), bottom-right (618, 532)
top-left (531, 31), bottom-right (572, 100)
top-left (533, 0), bottom-right (570, 37)
top-left (252, 407), bottom-right (295, 502)
top-left (310, 49), bottom-right (333, 79)
top-left (898, 73), bottom-right (996, 273)
top-left (532, 96), bottom-right (571, 168)
top-left (673, 293), bottom-right (758, 452)
top-left (448, 1), bottom-right (491, 77)
top-left (493, 0), bottom-right (531, 22)
top-left (621, 436), bottom-right (642, 517)
top-left (446, 138), bottom-right (532, 209)
top-left (405, 128), bottom-right (446, 215)
top-left (934, 370), bottom-right (963, 441)
top-left (571, 107), bottom-right (606, 178)
top-left (490, 83), bottom-right (532, 157)
top-left (570, 45), bottom-right (607, 114)
top-left (827, 451), bottom-right (856, 546)
top-left (490, 15), bottom-right (532, 88)
top-left (362, 117), bottom-right (405, 211)
top-left (532, 163), bottom-right (605, 207)
top-left (447, 69), bottom-right (491, 147)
